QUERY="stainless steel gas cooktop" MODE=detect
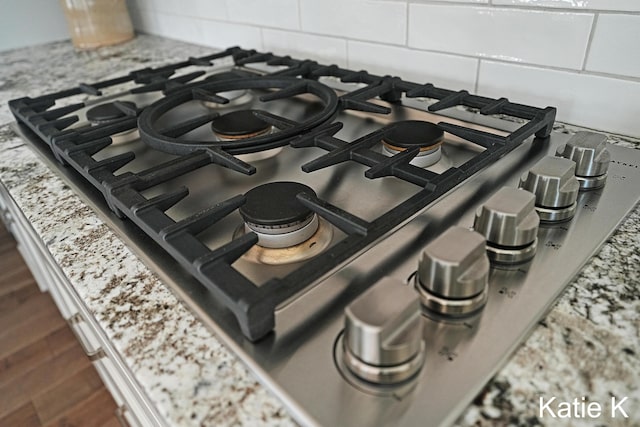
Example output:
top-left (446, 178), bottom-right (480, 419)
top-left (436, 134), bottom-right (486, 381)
top-left (10, 47), bottom-right (640, 426)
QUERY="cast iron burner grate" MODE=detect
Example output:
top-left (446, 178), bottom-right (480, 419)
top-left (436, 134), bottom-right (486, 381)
top-left (8, 46), bottom-right (556, 341)
top-left (137, 76), bottom-right (340, 155)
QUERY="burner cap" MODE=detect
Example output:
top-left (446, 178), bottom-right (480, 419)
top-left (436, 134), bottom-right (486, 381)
top-left (240, 182), bottom-right (317, 227)
top-left (211, 110), bottom-right (271, 139)
top-left (86, 101), bottom-right (136, 124)
top-left (382, 121), bottom-right (444, 151)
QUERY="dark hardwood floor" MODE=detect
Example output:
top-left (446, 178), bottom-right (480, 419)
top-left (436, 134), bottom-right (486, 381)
top-left (0, 222), bottom-right (120, 427)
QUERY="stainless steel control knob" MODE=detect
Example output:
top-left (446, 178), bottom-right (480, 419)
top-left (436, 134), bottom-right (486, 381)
top-left (416, 226), bottom-right (489, 316)
top-left (519, 156), bottom-right (579, 223)
top-left (343, 277), bottom-right (425, 384)
top-left (556, 131), bottom-right (610, 190)
top-left (474, 187), bottom-right (539, 264)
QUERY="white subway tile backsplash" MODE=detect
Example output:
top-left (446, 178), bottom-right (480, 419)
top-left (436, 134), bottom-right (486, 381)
top-left (492, 0), bottom-right (640, 12)
top-left (412, 0), bottom-right (488, 2)
top-left (148, 0), bottom-right (228, 20)
top-left (200, 20), bottom-right (263, 50)
top-left (300, 0), bottom-right (406, 45)
top-left (585, 14), bottom-right (640, 79)
top-left (124, 1), bottom-right (640, 137)
top-left (348, 41), bottom-right (478, 91)
top-left (155, 13), bottom-right (202, 42)
top-left (478, 60), bottom-right (640, 137)
top-left (227, 0), bottom-right (299, 30)
top-left (263, 30), bottom-right (347, 66)
top-left (190, 0), bottom-right (228, 21)
top-left (153, 0), bottom-right (183, 16)
top-left (408, 4), bottom-right (593, 70)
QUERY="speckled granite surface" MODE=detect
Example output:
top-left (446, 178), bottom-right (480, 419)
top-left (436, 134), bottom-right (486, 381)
top-left (0, 36), bottom-right (293, 427)
top-left (0, 35), bottom-right (638, 427)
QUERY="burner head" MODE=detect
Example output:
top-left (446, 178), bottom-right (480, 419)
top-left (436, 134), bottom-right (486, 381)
top-left (241, 182), bottom-right (316, 227)
top-left (211, 110), bottom-right (272, 140)
top-left (383, 121), bottom-right (444, 151)
top-left (86, 101), bottom-right (136, 124)
top-left (240, 182), bottom-right (320, 249)
top-left (382, 121), bottom-right (444, 168)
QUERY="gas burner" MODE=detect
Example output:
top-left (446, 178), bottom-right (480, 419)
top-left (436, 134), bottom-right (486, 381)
top-left (86, 101), bottom-right (138, 144)
top-left (212, 110), bottom-right (281, 162)
top-left (382, 120), bottom-right (444, 167)
top-left (241, 182), bottom-right (318, 248)
top-left (86, 101), bottom-right (136, 124)
top-left (212, 110), bottom-right (272, 140)
top-left (201, 71), bottom-right (252, 108)
top-left (235, 182), bottom-right (333, 264)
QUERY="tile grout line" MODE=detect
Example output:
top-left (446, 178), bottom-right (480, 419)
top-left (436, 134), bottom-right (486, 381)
top-left (410, 1), bottom-right (640, 15)
top-left (474, 58), bottom-right (481, 94)
top-left (259, 27), bottom-right (265, 51)
top-left (297, 0), bottom-right (303, 32)
top-left (490, 5), bottom-right (640, 15)
top-left (153, 11), bottom-right (318, 41)
top-left (581, 12), bottom-right (599, 71)
top-left (405, 1), bottom-right (410, 47)
top-left (346, 39), bottom-right (351, 69)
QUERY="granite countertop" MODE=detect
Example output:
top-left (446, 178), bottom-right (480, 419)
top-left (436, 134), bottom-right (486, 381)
top-left (0, 35), bottom-right (638, 427)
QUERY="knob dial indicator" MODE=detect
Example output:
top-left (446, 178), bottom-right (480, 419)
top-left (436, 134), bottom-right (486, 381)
top-left (416, 226), bottom-right (490, 316)
top-left (556, 131), bottom-right (610, 190)
top-left (474, 187), bottom-right (539, 264)
top-left (343, 277), bottom-right (425, 385)
top-left (519, 156), bottom-right (579, 222)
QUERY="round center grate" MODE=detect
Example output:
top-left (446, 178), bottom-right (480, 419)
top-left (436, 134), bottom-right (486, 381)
top-left (137, 77), bottom-right (339, 155)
